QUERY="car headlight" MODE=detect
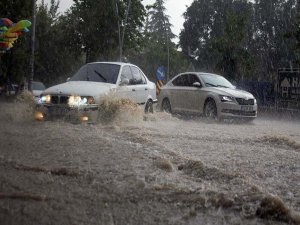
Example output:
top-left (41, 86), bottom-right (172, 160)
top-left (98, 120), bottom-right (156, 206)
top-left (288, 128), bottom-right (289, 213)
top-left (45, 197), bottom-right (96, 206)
top-left (39, 94), bottom-right (51, 103)
top-left (68, 96), bottom-right (95, 106)
top-left (219, 95), bottom-right (234, 102)
top-left (68, 96), bottom-right (82, 106)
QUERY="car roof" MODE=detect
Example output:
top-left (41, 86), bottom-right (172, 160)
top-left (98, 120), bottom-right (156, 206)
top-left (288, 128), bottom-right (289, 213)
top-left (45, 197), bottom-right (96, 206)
top-left (171, 72), bottom-right (222, 80)
top-left (180, 72), bottom-right (221, 76)
top-left (87, 61), bottom-right (137, 67)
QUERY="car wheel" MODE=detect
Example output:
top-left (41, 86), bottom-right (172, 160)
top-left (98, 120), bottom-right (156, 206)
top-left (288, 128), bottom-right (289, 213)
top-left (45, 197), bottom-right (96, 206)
top-left (204, 99), bottom-right (218, 121)
top-left (162, 98), bottom-right (172, 113)
top-left (145, 99), bottom-right (154, 114)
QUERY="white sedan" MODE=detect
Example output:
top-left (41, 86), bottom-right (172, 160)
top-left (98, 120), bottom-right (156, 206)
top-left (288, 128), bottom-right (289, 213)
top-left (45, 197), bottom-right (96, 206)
top-left (157, 72), bottom-right (257, 122)
top-left (37, 62), bottom-right (157, 121)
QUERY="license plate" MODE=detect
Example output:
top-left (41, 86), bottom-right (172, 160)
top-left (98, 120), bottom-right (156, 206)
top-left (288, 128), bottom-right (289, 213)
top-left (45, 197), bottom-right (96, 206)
top-left (48, 106), bottom-right (70, 116)
top-left (241, 106), bottom-right (253, 112)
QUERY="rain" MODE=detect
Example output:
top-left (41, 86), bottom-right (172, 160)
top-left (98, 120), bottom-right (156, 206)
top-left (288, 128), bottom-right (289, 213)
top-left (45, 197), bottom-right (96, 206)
top-left (0, 0), bottom-right (300, 224)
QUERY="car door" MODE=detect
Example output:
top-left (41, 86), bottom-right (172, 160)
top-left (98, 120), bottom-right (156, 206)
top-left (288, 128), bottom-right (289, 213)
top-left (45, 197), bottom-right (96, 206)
top-left (168, 74), bottom-right (189, 112)
top-left (116, 65), bottom-right (138, 103)
top-left (130, 66), bottom-right (148, 104)
top-left (185, 74), bottom-right (204, 113)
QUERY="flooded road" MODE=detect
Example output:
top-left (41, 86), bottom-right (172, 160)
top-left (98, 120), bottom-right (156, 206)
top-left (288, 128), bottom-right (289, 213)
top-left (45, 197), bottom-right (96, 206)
top-left (0, 101), bottom-right (299, 225)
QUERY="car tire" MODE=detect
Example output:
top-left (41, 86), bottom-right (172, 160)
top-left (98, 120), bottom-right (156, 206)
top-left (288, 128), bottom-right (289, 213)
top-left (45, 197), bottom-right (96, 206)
top-left (145, 99), bottom-right (154, 114)
top-left (162, 98), bottom-right (172, 114)
top-left (204, 99), bottom-right (218, 121)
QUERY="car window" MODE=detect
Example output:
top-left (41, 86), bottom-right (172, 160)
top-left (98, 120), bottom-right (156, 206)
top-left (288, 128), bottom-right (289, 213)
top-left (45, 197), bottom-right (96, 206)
top-left (69, 63), bottom-right (120, 84)
top-left (187, 74), bottom-right (201, 87)
top-left (172, 74), bottom-right (189, 86)
top-left (200, 74), bottom-right (234, 89)
top-left (172, 75), bottom-right (183, 86)
top-left (121, 66), bottom-right (134, 85)
top-left (131, 66), bottom-right (146, 85)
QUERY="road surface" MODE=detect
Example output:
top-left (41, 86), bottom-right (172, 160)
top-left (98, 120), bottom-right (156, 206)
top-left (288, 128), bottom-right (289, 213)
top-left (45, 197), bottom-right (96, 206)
top-left (0, 101), bottom-right (299, 225)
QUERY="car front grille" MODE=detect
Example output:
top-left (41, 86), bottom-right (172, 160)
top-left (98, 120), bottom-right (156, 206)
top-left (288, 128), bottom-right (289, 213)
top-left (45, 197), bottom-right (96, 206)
top-left (222, 109), bottom-right (257, 116)
top-left (235, 98), bottom-right (255, 105)
top-left (50, 95), bottom-right (69, 105)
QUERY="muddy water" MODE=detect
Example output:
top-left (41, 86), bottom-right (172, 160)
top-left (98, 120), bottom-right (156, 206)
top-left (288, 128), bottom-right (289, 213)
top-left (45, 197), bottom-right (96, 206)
top-left (0, 101), bottom-right (299, 225)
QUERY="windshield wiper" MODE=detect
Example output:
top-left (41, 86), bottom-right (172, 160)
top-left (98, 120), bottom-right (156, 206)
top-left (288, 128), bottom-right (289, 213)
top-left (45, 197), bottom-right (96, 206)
top-left (217, 85), bottom-right (230, 88)
top-left (205, 82), bottom-right (217, 87)
top-left (94, 70), bottom-right (107, 82)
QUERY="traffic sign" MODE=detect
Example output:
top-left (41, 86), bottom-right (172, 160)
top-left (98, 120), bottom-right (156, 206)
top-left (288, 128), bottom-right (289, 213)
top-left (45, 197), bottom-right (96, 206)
top-left (156, 66), bottom-right (165, 81)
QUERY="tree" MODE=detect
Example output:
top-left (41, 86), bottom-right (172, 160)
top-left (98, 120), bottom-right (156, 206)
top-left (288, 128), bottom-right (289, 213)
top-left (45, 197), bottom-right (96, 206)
top-left (146, 0), bottom-right (175, 43)
top-left (34, 0), bottom-right (84, 86)
top-left (251, 0), bottom-right (297, 81)
top-left (67, 0), bottom-right (145, 62)
top-left (212, 7), bottom-right (254, 81)
top-left (179, 0), bottom-right (299, 82)
top-left (179, 0), bottom-right (227, 72)
top-left (132, 0), bottom-right (188, 81)
top-left (294, 0), bottom-right (300, 65)
top-left (179, 0), bottom-right (254, 81)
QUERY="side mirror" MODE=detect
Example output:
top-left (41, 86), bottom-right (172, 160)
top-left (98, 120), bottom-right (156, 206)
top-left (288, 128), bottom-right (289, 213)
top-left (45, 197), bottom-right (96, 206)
top-left (193, 82), bottom-right (201, 88)
top-left (66, 77), bottom-right (70, 82)
top-left (120, 78), bottom-right (129, 86)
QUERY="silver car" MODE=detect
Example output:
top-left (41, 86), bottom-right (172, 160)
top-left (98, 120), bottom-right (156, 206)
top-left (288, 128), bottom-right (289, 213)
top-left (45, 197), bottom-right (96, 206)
top-left (157, 72), bottom-right (257, 121)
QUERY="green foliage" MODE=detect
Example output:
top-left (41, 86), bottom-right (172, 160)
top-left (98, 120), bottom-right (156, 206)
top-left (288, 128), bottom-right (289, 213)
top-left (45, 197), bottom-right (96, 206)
top-left (34, 1), bottom-right (83, 86)
top-left (288, 0), bottom-right (300, 66)
top-left (68, 0), bottom-right (145, 62)
top-left (1, 0), bottom-right (298, 87)
top-left (0, 0), bottom-right (32, 21)
top-left (130, 0), bottom-right (188, 81)
top-left (146, 0), bottom-right (176, 43)
top-left (179, 0), bottom-right (298, 82)
top-left (180, 0), bottom-right (254, 81)
top-left (212, 8), bottom-right (254, 81)
top-left (251, 0), bottom-right (297, 81)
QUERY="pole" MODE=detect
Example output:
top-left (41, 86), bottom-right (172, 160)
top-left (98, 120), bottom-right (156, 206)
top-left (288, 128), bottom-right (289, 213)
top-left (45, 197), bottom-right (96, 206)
top-left (115, 2), bottom-right (122, 61)
top-left (159, 1), bottom-right (170, 81)
top-left (166, 28), bottom-right (170, 82)
top-left (29, 0), bottom-right (36, 91)
top-left (120, 0), bottom-right (131, 62)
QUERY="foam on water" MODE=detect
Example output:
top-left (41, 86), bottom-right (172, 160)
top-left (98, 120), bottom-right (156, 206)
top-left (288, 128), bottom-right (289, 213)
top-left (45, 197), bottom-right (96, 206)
top-left (0, 91), bottom-right (36, 122)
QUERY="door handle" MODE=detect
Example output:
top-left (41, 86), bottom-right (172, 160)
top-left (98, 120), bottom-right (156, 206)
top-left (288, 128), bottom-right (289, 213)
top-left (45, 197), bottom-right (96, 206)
top-left (145, 88), bottom-right (148, 90)
top-left (132, 89), bottom-right (136, 91)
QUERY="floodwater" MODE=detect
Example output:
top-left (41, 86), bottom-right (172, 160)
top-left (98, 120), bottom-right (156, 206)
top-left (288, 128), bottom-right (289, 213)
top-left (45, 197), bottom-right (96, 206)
top-left (0, 97), bottom-right (299, 225)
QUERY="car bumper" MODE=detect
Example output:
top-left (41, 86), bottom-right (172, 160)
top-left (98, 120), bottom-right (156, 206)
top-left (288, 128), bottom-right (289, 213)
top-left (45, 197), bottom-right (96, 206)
top-left (35, 103), bottom-right (99, 121)
top-left (218, 102), bottom-right (257, 118)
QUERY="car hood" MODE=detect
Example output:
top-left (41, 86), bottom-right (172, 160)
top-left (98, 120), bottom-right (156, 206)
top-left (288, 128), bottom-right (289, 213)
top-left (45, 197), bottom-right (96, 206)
top-left (206, 87), bottom-right (254, 99)
top-left (42, 81), bottom-right (116, 97)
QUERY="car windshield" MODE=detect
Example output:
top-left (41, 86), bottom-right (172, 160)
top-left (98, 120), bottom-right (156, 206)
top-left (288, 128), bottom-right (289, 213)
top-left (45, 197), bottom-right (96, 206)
top-left (200, 74), bottom-right (235, 89)
top-left (32, 82), bottom-right (46, 90)
top-left (69, 63), bottom-right (120, 84)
